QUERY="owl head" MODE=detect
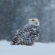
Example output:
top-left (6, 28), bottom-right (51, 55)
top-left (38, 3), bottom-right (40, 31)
top-left (28, 18), bottom-right (40, 26)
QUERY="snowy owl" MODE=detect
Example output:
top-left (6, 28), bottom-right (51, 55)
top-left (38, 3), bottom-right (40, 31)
top-left (11, 18), bottom-right (40, 46)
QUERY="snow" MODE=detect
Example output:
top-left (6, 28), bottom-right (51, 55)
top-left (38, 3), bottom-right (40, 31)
top-left (0, 40), bottom-right (55, 55)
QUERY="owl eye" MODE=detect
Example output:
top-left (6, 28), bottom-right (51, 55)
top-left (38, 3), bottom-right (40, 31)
top-left (32, 19), bottom-right (35, 22)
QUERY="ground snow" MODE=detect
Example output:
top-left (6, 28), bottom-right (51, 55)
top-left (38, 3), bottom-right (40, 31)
top-left (0, 40), bottom-right (55, 55)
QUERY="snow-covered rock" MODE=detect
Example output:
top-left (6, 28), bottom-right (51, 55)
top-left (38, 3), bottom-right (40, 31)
top-left (0, 40), bottom-right (55, 55)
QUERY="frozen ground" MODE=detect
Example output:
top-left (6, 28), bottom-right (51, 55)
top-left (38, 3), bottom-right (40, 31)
top-left (0, 40), bottom-right (55, 55)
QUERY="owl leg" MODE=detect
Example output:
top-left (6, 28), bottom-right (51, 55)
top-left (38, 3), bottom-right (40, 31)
top-left (23, 38), bottom-right (34, 46)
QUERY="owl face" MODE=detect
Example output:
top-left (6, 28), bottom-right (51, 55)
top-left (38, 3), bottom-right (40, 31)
top-left (28, 18), bottom-right (40, 26)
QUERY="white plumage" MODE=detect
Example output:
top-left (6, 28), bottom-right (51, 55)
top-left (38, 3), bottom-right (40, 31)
top-left (11, 18), bottom-right (40, 45)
